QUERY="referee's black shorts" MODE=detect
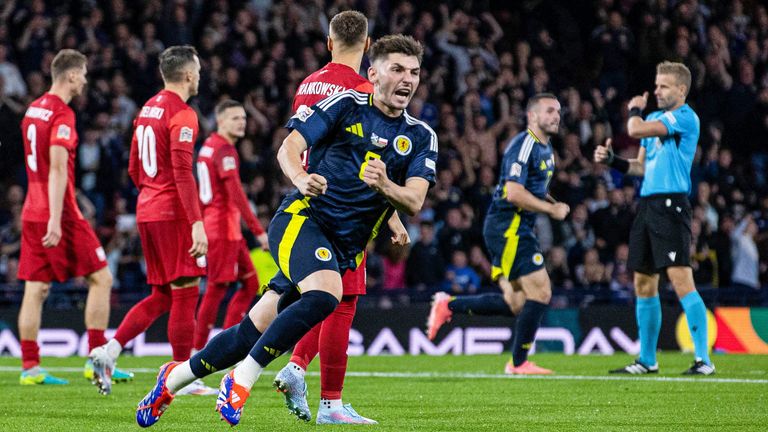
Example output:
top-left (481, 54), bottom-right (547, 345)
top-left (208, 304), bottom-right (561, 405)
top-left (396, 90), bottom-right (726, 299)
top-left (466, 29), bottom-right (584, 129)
top-left (627, 193), bottom-right (692, 275)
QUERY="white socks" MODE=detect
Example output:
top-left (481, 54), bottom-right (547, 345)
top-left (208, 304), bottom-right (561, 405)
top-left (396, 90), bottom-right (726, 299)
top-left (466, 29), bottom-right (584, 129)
top-left (165, 361), bottom-right (197, 394)
top-left (105, 339), bottom-right (122, 360)
top-left (232, 356), bottom-right (263, 390)
top-left (320, 399), bottom-right (343, 410)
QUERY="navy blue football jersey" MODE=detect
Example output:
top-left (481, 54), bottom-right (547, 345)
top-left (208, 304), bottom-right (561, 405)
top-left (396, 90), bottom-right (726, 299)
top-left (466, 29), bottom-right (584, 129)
top-left (488, 129), bottom-right (555, 234)
top-left (284, 89), bottom-right (438, 266)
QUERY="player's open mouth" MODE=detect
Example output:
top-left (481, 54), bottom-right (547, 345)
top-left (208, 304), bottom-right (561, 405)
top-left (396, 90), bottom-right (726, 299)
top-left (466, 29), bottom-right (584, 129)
top-left (394, 88), bottom-right (411, 98)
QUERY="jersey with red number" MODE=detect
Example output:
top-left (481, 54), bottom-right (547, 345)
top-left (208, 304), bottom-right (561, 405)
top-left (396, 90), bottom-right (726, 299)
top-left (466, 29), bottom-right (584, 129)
top-left (129, 90), bottom-right (200, 223)
top-left (292, 62), bottom-right (373, 168)
top-left (21, 93), bottom-right (83, 222)
top-left (197, 133), bottom-right (243, 241)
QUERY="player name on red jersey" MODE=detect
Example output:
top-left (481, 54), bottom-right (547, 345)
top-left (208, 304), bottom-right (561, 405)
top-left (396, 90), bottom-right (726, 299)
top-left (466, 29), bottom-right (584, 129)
top-left (24, 106), bottom-right (54, 121)
top-left (139, 106), bottom-right (165, 119)
top-left (296, 81), bottom-right (348, 97)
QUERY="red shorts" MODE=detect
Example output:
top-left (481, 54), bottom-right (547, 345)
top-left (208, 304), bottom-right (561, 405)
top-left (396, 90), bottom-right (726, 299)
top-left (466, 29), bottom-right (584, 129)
top-left (207, 238), bottom-right (256, 283)
top-left (341, 252), bottom-right (366, 296)
top-left (18, 219), bottom-right (107, 282)
top-left (138, 220), bottom-right (206, 285)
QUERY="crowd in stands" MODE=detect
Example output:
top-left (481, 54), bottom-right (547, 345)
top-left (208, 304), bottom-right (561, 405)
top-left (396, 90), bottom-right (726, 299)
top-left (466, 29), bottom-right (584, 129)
top-left (0, 0), bottom-right (767, 309)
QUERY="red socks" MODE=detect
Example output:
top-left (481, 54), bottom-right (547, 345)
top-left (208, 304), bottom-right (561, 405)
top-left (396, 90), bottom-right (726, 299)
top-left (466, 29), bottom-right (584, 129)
top-left (319, 296), bottom-right (357, 399)
top-left (193, 282), bottom-right (228, 350)
top-left (114, 285), bottom-right (171, 347)
top-left (87, 329), bottom-right (107, 352)
top-left (289, 296), bottom-right (358, 399)
top-left (168, 286), bottom-right (199, 361)
top-left (20, 340), bottom-right (39, 370)
top-left (223, 274), bottom-right (260, 329)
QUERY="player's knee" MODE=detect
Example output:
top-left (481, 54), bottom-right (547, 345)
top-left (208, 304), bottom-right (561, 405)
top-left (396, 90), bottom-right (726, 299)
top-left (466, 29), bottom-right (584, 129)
top-left (29, 283), bottom-right (51, 302)
top-left (90, 268), bottom-right (113, 291)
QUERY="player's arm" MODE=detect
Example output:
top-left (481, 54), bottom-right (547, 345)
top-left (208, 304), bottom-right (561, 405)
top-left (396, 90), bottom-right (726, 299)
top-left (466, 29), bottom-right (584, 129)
top-left (43, 145), bottom-right (68, 247)
top-left (222, 176), bottom-right (268, 248)
top-left (387, 211), bottom-right (410, 245)
top-left (505, 182), bottom-right (569, 221)
top-left (594, 138), bottom-right (646, 177)
top-left (277, 130), bottom-right (327, 197)
top-left (363, 160), bottom-right (429, 216)
top-left (169, 110), bottom-right (207, 257)
top-left (128, 119), bottom-right (139, 186)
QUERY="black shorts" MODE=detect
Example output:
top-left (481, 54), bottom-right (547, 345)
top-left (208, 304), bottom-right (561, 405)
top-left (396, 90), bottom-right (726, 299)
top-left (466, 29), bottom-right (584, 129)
top-left (628, 193), bottom-right (691, 274)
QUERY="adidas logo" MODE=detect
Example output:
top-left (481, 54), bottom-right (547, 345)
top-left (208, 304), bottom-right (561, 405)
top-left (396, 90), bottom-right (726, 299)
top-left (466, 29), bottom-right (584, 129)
top-left (668, 251), bottom-right (677, 262)
top-left (264, 346), bottom-right (283, 357)
top-left (345, 123), bottom-right (363, 137)
top-left (231, 392), bottom-right (241, 403)
top-left (201, 359), bottom-right (217, 372)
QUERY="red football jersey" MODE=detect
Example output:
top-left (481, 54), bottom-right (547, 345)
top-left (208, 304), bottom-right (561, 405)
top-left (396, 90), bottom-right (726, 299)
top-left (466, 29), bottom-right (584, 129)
top-left (293, 62), bottom-right (373, 168)
top-left (129, 90), bottom-right (201, 223)
top-left (292, 62), bottom-right (373, 112)
top-left (21, 93), bottom-right (83, 222)
top-left (197, 133), bottom-right (243, 241)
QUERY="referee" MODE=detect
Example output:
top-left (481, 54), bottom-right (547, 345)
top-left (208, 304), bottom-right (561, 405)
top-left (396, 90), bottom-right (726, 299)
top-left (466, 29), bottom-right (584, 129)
top-left (594, 61), bottom-right (714, 375)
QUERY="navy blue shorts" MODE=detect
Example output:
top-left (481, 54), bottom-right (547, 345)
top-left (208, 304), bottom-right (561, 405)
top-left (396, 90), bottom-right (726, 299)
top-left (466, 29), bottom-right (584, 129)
top-left (483, 211), bottom-right (544, 281)
top-left (267, 198), bottom-right (340, 287)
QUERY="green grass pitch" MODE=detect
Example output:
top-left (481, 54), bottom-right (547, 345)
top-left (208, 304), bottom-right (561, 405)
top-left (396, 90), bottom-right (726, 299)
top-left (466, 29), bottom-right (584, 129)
top-left (1, 353), bottom-right (766, 431)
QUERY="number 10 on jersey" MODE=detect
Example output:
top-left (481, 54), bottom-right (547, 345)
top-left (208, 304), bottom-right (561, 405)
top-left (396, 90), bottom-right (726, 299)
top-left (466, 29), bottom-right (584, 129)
top-left (135, 125), bottom-right (158, 177)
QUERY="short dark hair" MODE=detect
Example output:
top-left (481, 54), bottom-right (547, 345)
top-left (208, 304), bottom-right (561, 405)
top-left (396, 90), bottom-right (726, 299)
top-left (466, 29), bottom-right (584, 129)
top-left (526, 92), bottom-right (558, 112)
top-left (329, 11), bottom-right (368, 47)
top-left (159, 45), bottom-right (198, 83)
top-left (368, 34), bottom-right (423, 64)
top-left (215, 99), bottom-right (243, 116)
top-left (51, 49), bottom-right (87, 81)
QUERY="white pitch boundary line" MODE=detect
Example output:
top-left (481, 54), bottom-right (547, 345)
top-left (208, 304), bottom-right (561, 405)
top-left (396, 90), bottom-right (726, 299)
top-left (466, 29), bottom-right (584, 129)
top-left (1, 366), bottom-right (766, 385)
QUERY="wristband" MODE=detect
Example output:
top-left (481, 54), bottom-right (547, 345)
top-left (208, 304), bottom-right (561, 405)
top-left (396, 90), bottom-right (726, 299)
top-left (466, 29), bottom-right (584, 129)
top-left (628, 107), bottom-right (642, 118)
top-left (609, 156), bottom-right (630, 173)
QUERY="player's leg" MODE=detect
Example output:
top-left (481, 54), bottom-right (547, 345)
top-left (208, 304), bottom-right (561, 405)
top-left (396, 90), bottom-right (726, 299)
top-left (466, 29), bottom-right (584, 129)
top-left (193, 281), bottom-right (229, 350)
top-left (168, 277), bottom-right (200, 361)
top-left (223, 241), bottom-right (261, 328)
top-left (507, 268), bottom-right (553, 374)
top-left (84, 266), bottom-right (112, 353)
top-left (137, 288), bottom-right (281, 427)
top-left (18, 280), bottom-right (68, 384)
top-left (667, 266), bottom-right (714, 374)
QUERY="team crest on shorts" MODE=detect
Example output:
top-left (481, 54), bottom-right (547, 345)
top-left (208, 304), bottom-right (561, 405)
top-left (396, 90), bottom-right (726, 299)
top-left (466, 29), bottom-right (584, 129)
top-left (315, 247), bottom-right (332, 261)
top-left (532, 253), bottom-right (544, 265)
top-left (393, 135), bottom-right (412, 156)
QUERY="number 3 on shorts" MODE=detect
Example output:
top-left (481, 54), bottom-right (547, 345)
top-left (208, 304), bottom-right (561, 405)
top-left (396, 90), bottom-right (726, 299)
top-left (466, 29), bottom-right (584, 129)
top-left (359, 151), bottom-right (381, 180)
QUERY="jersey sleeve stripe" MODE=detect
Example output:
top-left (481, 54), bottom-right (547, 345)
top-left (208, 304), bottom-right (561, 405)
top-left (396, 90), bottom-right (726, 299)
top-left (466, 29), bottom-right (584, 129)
top-left (518, 135), bottom-right (534, 163)
top-left (316, 90), bottom-right (369, 111)
top-left (404, 112), bottom-right (439, 152)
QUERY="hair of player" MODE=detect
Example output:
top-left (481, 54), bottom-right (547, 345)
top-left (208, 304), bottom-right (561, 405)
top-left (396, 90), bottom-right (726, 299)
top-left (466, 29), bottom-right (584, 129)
top-left (51, 49), bottom-right (87, 81)
top-left (526, 92), bottom-right (558, 112)
top-left (368, 34), bottom-right (424, 64)
top-left (657, 61), bottom-right (692, 95)
top-left (159, 45), bottom-right (198, 83)
top-left (329, 10), bottom-right (368, 47)
top-left (215, 99), bottom-right (243, 116)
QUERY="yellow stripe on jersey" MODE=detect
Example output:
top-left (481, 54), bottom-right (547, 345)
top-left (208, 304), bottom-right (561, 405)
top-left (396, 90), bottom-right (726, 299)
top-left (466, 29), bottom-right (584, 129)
top-left (499, 213), bottom-right (522, 280)
top-left (285, 197), bottom-right (311, 214)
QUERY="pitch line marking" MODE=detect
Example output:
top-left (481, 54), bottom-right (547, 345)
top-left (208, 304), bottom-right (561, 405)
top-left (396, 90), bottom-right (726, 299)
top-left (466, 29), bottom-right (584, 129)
top-left (0, 367), bottom-right (765, 384)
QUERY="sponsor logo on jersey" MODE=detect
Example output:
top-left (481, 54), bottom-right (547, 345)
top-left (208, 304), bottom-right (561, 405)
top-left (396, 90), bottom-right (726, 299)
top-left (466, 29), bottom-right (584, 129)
top-left (180, 126), bottom-right (194, 142)
top-left (370, 133), bottom-right (388, 148)
top-left (345, 123), bottom-right (364, 137)
top-left (394, 135), bottom-right (412, 156)
top-left (315, 247), bottom-right (332, 261)
top-left (56, 124), bottom-right (71, 140)
top-left (222, 156), bottom-right (237, 171)
top-left (510, 162), bottom-right (522, 177)
top-left (532, 253), bottom-right (544, 265)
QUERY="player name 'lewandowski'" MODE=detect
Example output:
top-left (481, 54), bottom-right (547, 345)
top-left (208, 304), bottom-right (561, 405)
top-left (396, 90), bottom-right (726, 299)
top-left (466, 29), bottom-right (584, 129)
top-left (24, 106), bottom-right (54, 121)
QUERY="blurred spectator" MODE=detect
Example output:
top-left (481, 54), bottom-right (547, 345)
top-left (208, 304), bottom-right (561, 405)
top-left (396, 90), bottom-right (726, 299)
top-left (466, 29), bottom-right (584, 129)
top-left (406, 221), bottom-right (445, 300)
top-left (441, 250), bottom-right (480, 295)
